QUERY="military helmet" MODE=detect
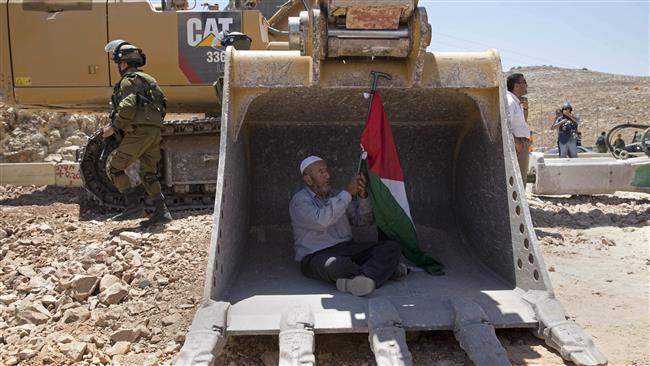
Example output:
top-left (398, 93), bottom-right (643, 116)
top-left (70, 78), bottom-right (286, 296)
top-left (562, 101), bottom-right (573, 112)
top-left (104, 40), bottom-right (146, 66)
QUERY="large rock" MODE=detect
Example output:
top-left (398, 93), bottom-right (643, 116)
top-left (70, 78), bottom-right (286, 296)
top-left (18, 348), bottom-right (39, 361)
top-left (98, 282), bottom-right (128, 305)
top-left (119, 232), bottom-right (142, 245)
top-left (44, 153), bottom-right (63, 163)
top-left (28, 276), bottom-right (48, 291)
top-left (150, 252), bottom-right (162, 264)
top-left (110, 328), bottom-right (141, 343)
top-left (126, 301), bottom-right (154, 316)
top-left (59, 341), bottom-right (87, 362)
top-left (99, 274), bottom-right (121, 292)
top-left (17, 303), bottom-right (51, 325)
top-left (64, 133), bottom-right (86, 147)
top-left (6, 324), bottom-right (36, 338)
top-left (161, 313), bottom-right (182, 327)
top-left (85, 263), bottom-right (107, 276)
top-left (90, 308), bottom-right (121, 328)
top-left (33, 223), bottom-right (54, 234)
top-left (105, 341), bottom-right (131, 356)
top-left (66, 261), bottom-right (85, 274)
top-left (128, 250), bottom-right (143, 267)
top-left (109, 261), bottom-right (124, 276)
top-left (131, 269), bottom-right (153, 289)
top-left (61, 307), bottom-right (91, 324)
top-left (112, 353), bottom-right (158, 366)
top-left (3, 147), bottom-right (47, 163)
top-left (56, 333), bottom-right (75, 344)
top-left (57, 145), bottom-right (80, 161)
top-left (81, 244), bottom-right (105, 266)
top-left (5, 333), bottom-right (21, 345)
top-left (163, 340), bottom-right (180, 354)
top-left (65, 224), bottom-right (78, 232)
top-left (0, 293), bottom-right (18, 305)
top-left (17, 265), bottom-right (37, 278)
top-left (40, 294), bottom-right (57, 307)
top-left (70, 274), bottom-right (99, 301)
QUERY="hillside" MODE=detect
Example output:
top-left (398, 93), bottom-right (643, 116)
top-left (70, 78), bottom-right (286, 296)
top-left (509, 66), bottom-right (649, 149)
top-left (1, 66), bottom-right (648, 163)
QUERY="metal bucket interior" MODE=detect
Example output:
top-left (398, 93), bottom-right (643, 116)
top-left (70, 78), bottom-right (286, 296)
top-left (210, 86), bottom-right (540, 335)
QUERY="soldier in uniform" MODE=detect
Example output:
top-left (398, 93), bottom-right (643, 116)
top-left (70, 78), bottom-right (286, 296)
top-left (103, 40), bottom-right (172, 226)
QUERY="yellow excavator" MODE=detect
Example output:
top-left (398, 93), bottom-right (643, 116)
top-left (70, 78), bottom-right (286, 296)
top-left (1, 1), bottom-right (607, 365)
top-left (1, 0), bottom-right (298, 209)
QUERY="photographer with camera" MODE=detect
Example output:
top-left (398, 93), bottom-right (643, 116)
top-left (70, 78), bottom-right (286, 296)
top-left (551, 102), bottom-right (580, 158)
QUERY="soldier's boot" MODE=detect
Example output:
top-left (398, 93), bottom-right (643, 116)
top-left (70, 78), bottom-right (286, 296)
top-left (111, 188), bottom-right (145, 221)
top-left (140, 197), bottom-right (172, 227)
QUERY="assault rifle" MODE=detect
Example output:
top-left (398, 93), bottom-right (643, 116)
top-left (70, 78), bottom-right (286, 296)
top-left (100, 96), bottom-right (124, 161)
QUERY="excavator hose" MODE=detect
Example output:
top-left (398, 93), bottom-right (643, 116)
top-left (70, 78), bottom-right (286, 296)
top-left (605, 123), bottom-right (650, 159)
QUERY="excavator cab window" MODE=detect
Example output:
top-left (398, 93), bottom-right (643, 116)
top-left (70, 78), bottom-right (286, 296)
top-left (214, 31), bottom-right (252, 51)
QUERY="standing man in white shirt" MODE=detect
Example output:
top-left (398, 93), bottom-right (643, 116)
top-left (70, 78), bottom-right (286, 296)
top-left (506, 73), bottom-right (531, 183)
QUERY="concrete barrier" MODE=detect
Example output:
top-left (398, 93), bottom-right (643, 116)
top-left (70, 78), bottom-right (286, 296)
top-left (54, 162), bottom-right (82, 187)
top-left (0, 162), bottom-right (81, 187)
top-left (531, 155), bottom-right (650, 195)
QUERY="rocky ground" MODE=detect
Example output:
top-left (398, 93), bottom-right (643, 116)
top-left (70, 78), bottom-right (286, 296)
top-left (0, 105), bottom-right (107, 164)
top-left (0, 186), bottom-right (211, 365)
top-left (0, 185), bottom-right (648, 365)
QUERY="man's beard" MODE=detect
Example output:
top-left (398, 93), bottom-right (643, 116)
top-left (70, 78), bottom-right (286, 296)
top-left (312, 183), bottom-right (330, 197)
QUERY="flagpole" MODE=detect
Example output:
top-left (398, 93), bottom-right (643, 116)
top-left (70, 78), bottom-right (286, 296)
top-left (365, 71), bottom-right (392, 127)
top-left (358, 71), bottom-right (392, 175)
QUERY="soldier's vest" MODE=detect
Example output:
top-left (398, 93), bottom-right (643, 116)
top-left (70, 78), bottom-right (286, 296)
top-left (112, 71), bottom-right (167, 127)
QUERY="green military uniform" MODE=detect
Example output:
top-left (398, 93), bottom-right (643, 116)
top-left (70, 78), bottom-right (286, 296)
top-left (104, 40), bottom-right (171, 225)
top-left (108, 70), bottom-right (167, 197)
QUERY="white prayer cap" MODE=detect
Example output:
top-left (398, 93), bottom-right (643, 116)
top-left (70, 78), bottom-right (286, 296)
top-left (300, 155), bottom-right (323, 174)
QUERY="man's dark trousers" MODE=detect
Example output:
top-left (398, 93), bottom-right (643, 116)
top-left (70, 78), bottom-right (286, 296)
top-left (300, 240), bottom-right (400, 287)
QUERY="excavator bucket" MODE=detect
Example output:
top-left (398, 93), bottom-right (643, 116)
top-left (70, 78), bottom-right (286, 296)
top-left (178, 2), bottom-right (607, 365)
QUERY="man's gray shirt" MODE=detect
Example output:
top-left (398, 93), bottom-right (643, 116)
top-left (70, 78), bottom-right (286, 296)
top-left (289, 187), bottom-right (374, 261)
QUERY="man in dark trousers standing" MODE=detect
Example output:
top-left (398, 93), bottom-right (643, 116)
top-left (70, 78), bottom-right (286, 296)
top-left (595, 131), bottom-right (608, 153)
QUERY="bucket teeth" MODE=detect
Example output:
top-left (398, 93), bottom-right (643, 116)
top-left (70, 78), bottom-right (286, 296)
top-left (451, 299), bottom-right (511, 366)
top-left (278, 305), bottom-right (316, 366)
top-left (524, 291), bottom-right (608, 366)
top-left (174, 300), bottom-right (230, 365)
top-left (368, 298), bottom-right (413, 366)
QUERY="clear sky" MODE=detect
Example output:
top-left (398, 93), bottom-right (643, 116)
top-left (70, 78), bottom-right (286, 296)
top-left (423, 0), bottom-right (649, 77)
top-left (166, 0), bottom-right (650, 76)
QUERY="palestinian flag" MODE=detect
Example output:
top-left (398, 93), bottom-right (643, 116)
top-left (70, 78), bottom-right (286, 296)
top-left (360, 92), bottom-right (443, 275)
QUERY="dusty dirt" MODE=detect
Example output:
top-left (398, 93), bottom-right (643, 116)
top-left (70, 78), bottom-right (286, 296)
top-left (1, 185), bottom-right (647, 365)
top-left (0, 186), bottom-right (212, 365)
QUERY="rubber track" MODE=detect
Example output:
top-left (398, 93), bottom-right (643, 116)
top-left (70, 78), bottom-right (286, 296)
top-left (78, 118), bottom-right (220, 211)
